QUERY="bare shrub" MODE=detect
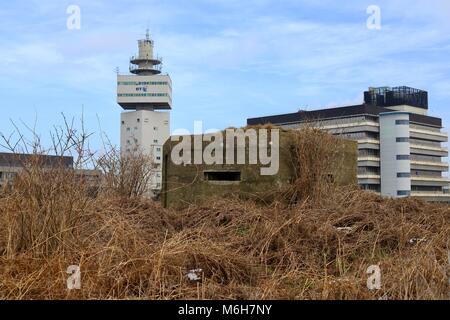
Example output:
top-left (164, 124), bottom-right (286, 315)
top-left (98, 148), bottom-right (156, 198)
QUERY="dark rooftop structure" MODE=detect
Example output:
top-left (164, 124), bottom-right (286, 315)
top-left (364, 86), bottom-right (428, 110)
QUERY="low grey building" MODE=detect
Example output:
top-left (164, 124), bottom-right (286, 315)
top-left (0, 153), bottom-right (73, 187)
top-left (0, 153), bottom-right (101, 191)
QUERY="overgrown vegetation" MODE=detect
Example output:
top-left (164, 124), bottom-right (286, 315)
top-left (0, 120), bottom-right (448, 300)
top-left (283, 127), bottom-right (352, 204)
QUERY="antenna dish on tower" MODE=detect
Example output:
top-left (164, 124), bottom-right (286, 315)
top-left (129, 30), bottom-right (162, 75)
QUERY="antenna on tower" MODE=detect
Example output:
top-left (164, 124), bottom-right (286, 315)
top-left (115, 67), bottom-right (120, 75)
top-left (146, 28), bottom-right (150, 41)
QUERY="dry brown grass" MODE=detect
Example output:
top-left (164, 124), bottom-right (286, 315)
top-left (1, 184), bottom-right (448, 300)
top-left (0, 126), bottom-right (448, 300)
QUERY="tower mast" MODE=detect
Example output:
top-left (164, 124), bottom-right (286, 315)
top-left (117, 31), bottom-right (172, 197)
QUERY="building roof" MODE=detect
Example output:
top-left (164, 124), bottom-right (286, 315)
top-left (247, 104), bottom-right (442, 128)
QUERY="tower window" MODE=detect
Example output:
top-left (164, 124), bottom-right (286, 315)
top-left (396, 155), bottom-right (410, 160)
top-left (396, 137), bottom-right (409, 143)
top-left (397, 172), bottom-right (411, 178)
top-left (397, 190), bottom-right (411, 196)
top-left (395, 120), bottom-right (409, 125)
top-left (137, 118), bottom-right (140, 123)
top-left (121, 121), bottom-right (125, 125)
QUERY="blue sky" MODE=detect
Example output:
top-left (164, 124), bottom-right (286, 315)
top-left (1, 0), bottom-right (450, 151)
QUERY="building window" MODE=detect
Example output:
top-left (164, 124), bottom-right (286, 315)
top-left (396, 137), bottom-right (409, 143)
top-left (397, 172), bottom-right (411, 178)
top-left (137, 118), bottom-right (140, 123)
top-left (395, 120), bottom-right (409, 125)
top-left (127, 127), bottom-right (131, 132)
top-left (361, 184), bottom-right (380, 192)
top-left (411, 170), bottom-right (441, 177)
top-left (127, 140), bottom-right (131, 144)
top-left (358, 149), bottom-right (380, 157)
top-left (397, 190), bottom-right (411, 196)
top-left (156, 156), bottom-right (161, 160)
top-left (358, 167), bottom-right (380, 175)
top-left (156, 147), bottom-right (161, 152)
top-left (117, 81), bottom-right (169, 86)
top-left (121, 121), bottom-right (125, 125)
top-left (154, 127), bottom-right (158, 131)
top-left (153, 139), bottom-right (158, 143)
top-left (396, 155), bottom-right (410, 160)
top-left (117, 93), bottom-right (169, 97)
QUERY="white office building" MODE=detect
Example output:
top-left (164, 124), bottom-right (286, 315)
top-left (248, 86), bottom-right (450, 202)
top-left (117, 31), bottom-right (172, 195)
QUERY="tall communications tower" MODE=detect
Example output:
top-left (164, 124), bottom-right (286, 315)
top-left (117, 31), bottom-right (172, 196)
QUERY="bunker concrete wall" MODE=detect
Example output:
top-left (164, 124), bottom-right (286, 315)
top-left (162, 128), bottom-right (357, 209)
